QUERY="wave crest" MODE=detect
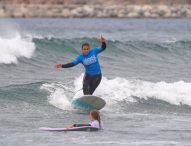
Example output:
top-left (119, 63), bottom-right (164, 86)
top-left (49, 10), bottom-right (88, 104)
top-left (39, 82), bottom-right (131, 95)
top-left (0, 33), bottom-right (35, 64)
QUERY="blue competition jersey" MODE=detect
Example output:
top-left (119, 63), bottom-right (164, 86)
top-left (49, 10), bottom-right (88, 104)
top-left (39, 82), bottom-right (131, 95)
top-left (72, 48), bottom-right (103, 76)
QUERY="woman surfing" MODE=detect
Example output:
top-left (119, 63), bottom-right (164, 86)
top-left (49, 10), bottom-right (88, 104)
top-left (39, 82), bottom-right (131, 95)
top-left (54, 36), bottom-right (106, 95)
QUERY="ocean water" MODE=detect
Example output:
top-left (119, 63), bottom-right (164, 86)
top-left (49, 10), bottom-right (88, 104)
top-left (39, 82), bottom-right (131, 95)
top-left (0, 18), bottom-right (191, 146)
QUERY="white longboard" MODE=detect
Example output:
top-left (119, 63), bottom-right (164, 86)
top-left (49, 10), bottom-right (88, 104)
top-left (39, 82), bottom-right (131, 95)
top-left (71, 95), bottom-right (106, 111)
top-left (40, 126), bottom-right (98, 132)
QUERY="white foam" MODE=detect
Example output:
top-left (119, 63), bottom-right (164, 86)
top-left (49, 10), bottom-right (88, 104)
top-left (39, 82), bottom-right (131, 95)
top-left (74, 74), bottom-right (191, 106)
top-left (133, 80), bottom-right (191, 106)
top-left (41, 75), bottom-right (191, 110)
top-left (0, 33), bottom-right (35, 64)
top-left (73, 74), bottom-right (136, 105)
top-left (40, 82), bottom-right (72, 110)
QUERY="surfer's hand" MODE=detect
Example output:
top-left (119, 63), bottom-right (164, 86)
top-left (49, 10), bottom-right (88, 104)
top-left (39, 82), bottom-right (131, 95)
top-left (67, 124), bottom-right (74, 129)
top-left (99, 36), bottom-right (105, 43)
top-left (54, 64), bottom-right (62, 69)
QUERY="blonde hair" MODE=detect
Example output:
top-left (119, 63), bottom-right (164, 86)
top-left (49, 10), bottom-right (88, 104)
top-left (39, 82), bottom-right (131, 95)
top-left (90, 110), bottom-right (101, 128)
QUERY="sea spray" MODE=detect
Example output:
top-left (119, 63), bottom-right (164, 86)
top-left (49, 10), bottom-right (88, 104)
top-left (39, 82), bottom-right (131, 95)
top-left (0, 22), bottom-right (35, 64)
top-left (40, 82), bottom-right (72, 110)
top-left (0, 34), bottom-right (35, 64)
top-left (41, 74), bottom-right (191, 111)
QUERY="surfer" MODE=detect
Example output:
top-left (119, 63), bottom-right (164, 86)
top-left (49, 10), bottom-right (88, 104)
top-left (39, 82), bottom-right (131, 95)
top-left (55, 36), bottom-right (106, 95)
top-left (67, 110), bottom-right (103, 130)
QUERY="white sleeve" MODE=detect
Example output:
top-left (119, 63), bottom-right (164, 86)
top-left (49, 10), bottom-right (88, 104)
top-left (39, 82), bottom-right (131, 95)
top-left (90, 121), bottom-right (100, 129)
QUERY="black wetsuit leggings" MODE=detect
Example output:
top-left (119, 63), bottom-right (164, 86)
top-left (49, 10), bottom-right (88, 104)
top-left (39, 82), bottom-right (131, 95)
top-left (83, 74), bottom-right (102, 95)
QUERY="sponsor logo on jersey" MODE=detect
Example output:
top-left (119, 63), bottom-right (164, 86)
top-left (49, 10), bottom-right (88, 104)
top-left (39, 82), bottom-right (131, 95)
top-left (82, 55), bottom-right (97, 65)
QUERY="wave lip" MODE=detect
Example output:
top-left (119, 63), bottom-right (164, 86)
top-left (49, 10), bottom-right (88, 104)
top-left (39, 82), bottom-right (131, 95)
top-left (0, 33), bottom-right (35, 64)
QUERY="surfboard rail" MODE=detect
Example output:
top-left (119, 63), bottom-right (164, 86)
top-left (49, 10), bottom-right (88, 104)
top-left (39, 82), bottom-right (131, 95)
top-left (40, 126), bottom-right (99, 132)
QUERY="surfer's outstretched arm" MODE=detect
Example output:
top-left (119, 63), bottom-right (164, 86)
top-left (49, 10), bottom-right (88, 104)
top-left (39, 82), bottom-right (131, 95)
top-left (95, 36), bottom-right (106, 53)
top-left (54, 55), bottom-right (82, 69)
top-left (54, 62), bottom-right (75, 69)
top-left (101, 42), bottom-right (106, 51)
top-left (67, 123), bottom-right (91, 128)
top-left (100, 35), bottom-right (106, 51)
top-left (74, 124), bottom-right (91, 127)
top-left (61, 63), bottom-right (75, 68)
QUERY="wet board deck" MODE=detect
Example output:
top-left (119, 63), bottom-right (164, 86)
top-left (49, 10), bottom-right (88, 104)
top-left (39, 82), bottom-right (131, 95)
top-left (40, 126), bottom-right (98, 132)
top-left (71, 95), bottom-right (106, 111)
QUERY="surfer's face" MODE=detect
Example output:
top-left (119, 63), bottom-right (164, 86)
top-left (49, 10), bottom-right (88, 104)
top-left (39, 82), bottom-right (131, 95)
top-left (82, 45), bottom-right (90, 55)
